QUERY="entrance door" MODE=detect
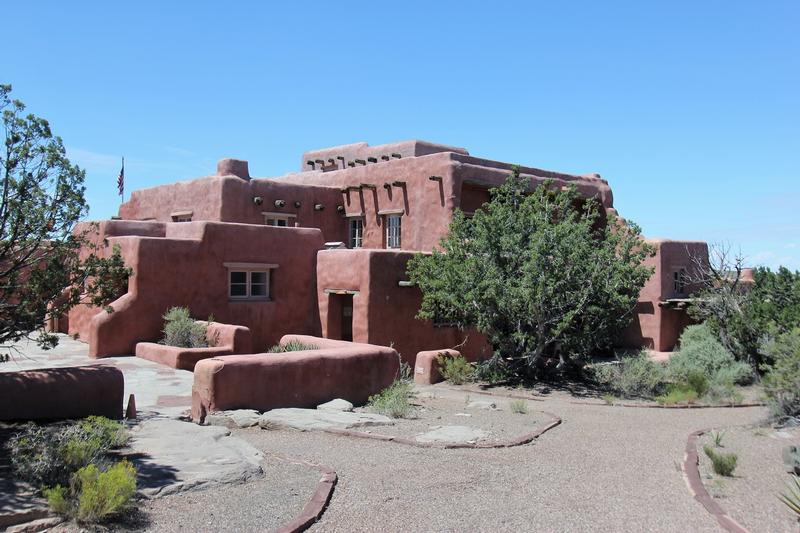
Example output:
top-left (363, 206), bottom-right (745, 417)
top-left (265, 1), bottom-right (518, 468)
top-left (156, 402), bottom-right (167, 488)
top-left (341, 295), bottom-right (353, 342)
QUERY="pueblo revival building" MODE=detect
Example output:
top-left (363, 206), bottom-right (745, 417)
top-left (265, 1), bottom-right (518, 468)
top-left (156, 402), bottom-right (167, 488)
top-left (58, 140), bottom-right (707, 363)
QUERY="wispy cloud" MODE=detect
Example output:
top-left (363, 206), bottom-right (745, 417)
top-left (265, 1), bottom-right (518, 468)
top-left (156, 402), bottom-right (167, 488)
top-left (162, 145), bottom-right (196, 157)
top-left (66, 147), bottom-right (121, 171)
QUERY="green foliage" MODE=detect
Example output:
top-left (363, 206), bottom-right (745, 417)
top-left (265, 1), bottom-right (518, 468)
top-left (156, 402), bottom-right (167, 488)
top-left (711, 430), bottom-right (726, 448)
top-left (407, 170), bottom-right (654, 377)
top-left (7, 417), bottom-right (129, 489)
top-left (161, 307), bottom-right (208, 348)
top-left (691, 261), bottom-right (800, 370)
top-left (267, 340), bottom-right (319, 353)
top-left (656, 384), bottom-right (698, 405)
top-left (704, 445), bottom-right (738, 477)
top-left (509, 399), bottom-right (529, 414)
top-left (593, 352), bottom-right (666, 399)
top-left (45, 460), bottom-right (136, 523)
top-left (703, 370), bottom-right (745, 406)
top-left (437, 354), bottom-right (474, 385)
top-left (473, 358), bottom-right (512, 384)
top-left (667, 324), bottom-right (752, 386)
top-left (601, 393), bottom-right (617, 405)
top-left (0, 85), bottom-right (131, 357)
top-left (779, 475), bottom-right (800, 519)
top-left (368, 379), bottom-right (414, 418)
top-left (761, 329), bottom-right (800, 421)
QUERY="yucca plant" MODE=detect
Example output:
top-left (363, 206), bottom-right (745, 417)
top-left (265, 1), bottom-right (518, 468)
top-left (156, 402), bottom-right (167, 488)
top-left (780, 475), bottom-right (800, 519)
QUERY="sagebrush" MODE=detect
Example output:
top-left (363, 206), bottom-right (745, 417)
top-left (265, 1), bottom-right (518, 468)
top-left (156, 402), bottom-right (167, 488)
top-left (761, 328), bottom-right (800, 421)
top-left (437, 354), bottom-right (474, 385)
top-left (368, 362), bottom-right (414, 418)
top-left (45, 460), bottom-right (136, 523)
top-left (161, 307), bottom-right (207, 348)
top-left (267, 340), bottom-right (319, 353)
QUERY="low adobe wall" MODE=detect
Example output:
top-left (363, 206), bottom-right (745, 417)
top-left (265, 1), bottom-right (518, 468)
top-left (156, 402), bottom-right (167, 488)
top-left (191, 334), bottom-right (400, 422)
top-left (136, 321), bottom-right (252, 371)
top-left (0, 365), bottom-right (124, 421)
top-left (413, 349), bottom-right (461, 385)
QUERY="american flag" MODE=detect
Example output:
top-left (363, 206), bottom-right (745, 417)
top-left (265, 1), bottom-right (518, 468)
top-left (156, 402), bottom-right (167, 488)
top-left (117, 157), bottom-right (124, 197)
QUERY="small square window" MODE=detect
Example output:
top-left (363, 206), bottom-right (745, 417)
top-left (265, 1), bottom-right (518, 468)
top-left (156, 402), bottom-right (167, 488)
top-left (266, 217), bottom-right (289, 227)
top-left (386, 215), bottom-right (401, 249)
top-left (673, 268), bottom-right (687, 296)
top-left (228, 270), bottom-right (270, 300)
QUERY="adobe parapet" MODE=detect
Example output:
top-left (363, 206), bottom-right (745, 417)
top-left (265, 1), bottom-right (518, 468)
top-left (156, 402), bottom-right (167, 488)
top-left (217, 158), bottom-right (250, 180)
top-left (301, 140), bottom-right (469, 172)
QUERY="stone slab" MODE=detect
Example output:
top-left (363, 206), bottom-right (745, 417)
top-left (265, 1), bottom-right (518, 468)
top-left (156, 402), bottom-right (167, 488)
top-left (317, 399), bottom-right (354, 412)
top-left (125, 418), bottom-right (264, 497)
top-left (259, 408), bottom-right (393, 431)
top-left (415, 425), bottom-right (488, 444)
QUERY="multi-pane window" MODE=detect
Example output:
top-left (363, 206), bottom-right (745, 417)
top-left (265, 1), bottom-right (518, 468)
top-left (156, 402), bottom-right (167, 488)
top-left (386, 215), bottom-right (401, 249)
top-left (673, 268), bottom-right (687, 296)
top-left (229, 270), bottom-right (270, 299)
top-left (349, 218), bottom-right (364, 248)
top-left (265, 216), bottom-right (289, 227)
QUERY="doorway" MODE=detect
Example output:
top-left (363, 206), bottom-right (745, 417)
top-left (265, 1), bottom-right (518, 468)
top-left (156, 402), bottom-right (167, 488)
top-left (327, 292), bottom-right (355, 342)
top-left (341, 295), bottom-right (353, 342)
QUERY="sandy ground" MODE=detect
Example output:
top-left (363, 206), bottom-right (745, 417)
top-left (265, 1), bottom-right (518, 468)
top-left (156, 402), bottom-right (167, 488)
top-left (698, 425), bottom-right (800, 532)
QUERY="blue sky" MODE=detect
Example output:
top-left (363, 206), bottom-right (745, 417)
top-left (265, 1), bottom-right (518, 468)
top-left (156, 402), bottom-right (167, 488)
top-left (4, 1), bottom-right (798, 269)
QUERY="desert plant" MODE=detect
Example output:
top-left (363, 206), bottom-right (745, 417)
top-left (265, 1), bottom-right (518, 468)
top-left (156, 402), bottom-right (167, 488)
top-left (473, 358), bottom-right (511, 384)
top-left (704, 445), bottom-right (738, 476)
top-left (602, 393), bottom-right (617, 405)
top-left (161, 307), bottom-right (207, 348)
top-left (509, 399), bottom-right (529, 414)
top-left (711, 430), bottom-right (726, 448)
top-left (7, 417), bottom-right (129, 489)
top-left (367, 379), bottom-right (414, 418)
top-left (437, 354), bottom-right (474, 385)
top-left (667, 324), bottom-right (752, 386)
top-left (656, 384), bottom-right (698, 405)
top-left (614, 352), bottom-right (666, 399)
top-left (780, 475), bottom-right (800, 518)
top-left (761, 329), bottom-right (800, 421)
top-left (45, 460), bottom-right (136, 523)
top-left (267, 340), bottom-right (319, 353)
top-left (703, 370), bottom-right (745, 406)
top-left (784, 445), bottom-right (800, 476)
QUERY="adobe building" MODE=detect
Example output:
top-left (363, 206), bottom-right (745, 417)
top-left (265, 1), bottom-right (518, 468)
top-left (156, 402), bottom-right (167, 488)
top-left (57, 140), bottom-right (707, 363)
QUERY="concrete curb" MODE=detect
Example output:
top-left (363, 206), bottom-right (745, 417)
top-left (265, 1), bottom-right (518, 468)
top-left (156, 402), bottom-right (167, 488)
top-left (318, 411), bottom-right (562, 449)
top-left (681, 429), bottom-right (750, 533)
top-left (269, 454), bottom-right (338, 533)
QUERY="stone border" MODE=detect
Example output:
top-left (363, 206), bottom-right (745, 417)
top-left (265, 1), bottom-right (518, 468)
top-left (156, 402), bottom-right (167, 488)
top-left (317, 410), bottom-right (562, 449)
top-left (681, 429), bottom-right (750, 533)
top-left (268, 453), bottom-right (338, 533)
top-left (568, 400), bottom-right (765, 409)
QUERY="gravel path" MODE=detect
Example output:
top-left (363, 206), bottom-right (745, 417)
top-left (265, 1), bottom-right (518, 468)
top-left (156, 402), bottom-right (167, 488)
top-left (698, 425), bottom-right (800, 532)
top-left (126, 455), bottom-right (321, 532)
top-left (232, 390), bottom-right (766, 532)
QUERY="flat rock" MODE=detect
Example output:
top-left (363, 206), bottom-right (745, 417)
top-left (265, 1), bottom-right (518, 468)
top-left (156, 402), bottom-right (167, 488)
top-left (415, 425), bottom-right (488, 444)
top-left (259, 408), bottom-right (392, 431)
top-left (6, 517), bottom-right (64, 533)
top-left (205, 409), bottom-right (261, 429)
top-left (125, 418), bottom-right (264, 497)
top-left (317, 398), bottom-right (354, 412)
top-left (466, 400), bottom-right (498, 410)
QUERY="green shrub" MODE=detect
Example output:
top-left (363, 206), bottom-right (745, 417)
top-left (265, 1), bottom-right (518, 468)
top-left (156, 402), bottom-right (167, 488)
top-left (437, 354), bottom-right (474, 385)
top-left (473, 358), bottom-right (511, 384)
top-left (7, 417), bottom-right (129, 489)
top-left (614, 352), bottom-right (666, 399)
top-left (704, 445), bottom-right (738, 476)
top-left (703, 370), bottom-right (744, 406)
top-left (668, 325), bottom-right (752, 385)
top-left (656, 384), bottom-right (698, 405)
top-left (711, 430), bottom-right (726, 448)
top-left (509, 399), bottom-right (528, 414)
top-left (368, 362), bottom-right (415, 418)
top-left (45, 460), bottom-right (136, 523)
top-left (162, 307), bottom-right (207, 348)
top-left (267, 340), bottom-right (319, 353)
top-left (761, 329), bottom-right (800, 420)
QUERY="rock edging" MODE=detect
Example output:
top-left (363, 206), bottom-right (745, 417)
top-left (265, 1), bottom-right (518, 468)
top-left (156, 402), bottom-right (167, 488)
top-left (681, 429), bottom-right (750, 533)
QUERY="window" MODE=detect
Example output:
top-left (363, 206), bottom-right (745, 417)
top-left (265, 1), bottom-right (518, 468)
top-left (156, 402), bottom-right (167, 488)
top-left (673, 268), bottom-right (687, 296)
top-left (225, 262), bottom-right (278, 300)
top-left (262, 212), bottom-right (296, 227)
top-left (386, 214), bottom-right (401, 249)
top-left (349, 218), bottom-right (363, 248)
top-left (170, 210), bottom-right (193, 222)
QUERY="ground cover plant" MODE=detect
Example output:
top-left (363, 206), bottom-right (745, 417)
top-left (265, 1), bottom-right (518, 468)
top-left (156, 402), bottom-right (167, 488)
top-left (704, 444), bottom-right (738, 477)
top-left (408, 169), bottom-right (654, 380)
top-left (437, 354), bottom-right (474, 385)
top-left (368, 363), bottom-right (414, 418)
top-left (780, 475), bottom-right (800, 519)
top-left (161, 307), bottom-right (208, 348)
top-left (509, 399), bottom-right (529, 414)
top-left (6, 416), bottom-right (135, 524)
top-left (267, 340), bottom-right (319, 353)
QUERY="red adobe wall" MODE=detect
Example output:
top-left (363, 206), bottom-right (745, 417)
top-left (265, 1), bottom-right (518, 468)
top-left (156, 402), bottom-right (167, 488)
top-left (68, 221), bottom-right (325, 357)
top-left (317, 249), bottom-right (490, 366)
top-left (621, 240), bottom-right (708, 351)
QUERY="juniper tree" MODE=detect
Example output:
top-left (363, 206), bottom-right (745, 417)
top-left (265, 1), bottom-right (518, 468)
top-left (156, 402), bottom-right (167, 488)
top-left (0, 84), bottom-right (130, 359)
top-left (407, 168), bottom-right (654, 377)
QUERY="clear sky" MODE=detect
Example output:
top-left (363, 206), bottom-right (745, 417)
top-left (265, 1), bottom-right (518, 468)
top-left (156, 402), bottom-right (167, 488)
top-left (3, 1), bottom-right (798, 269)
